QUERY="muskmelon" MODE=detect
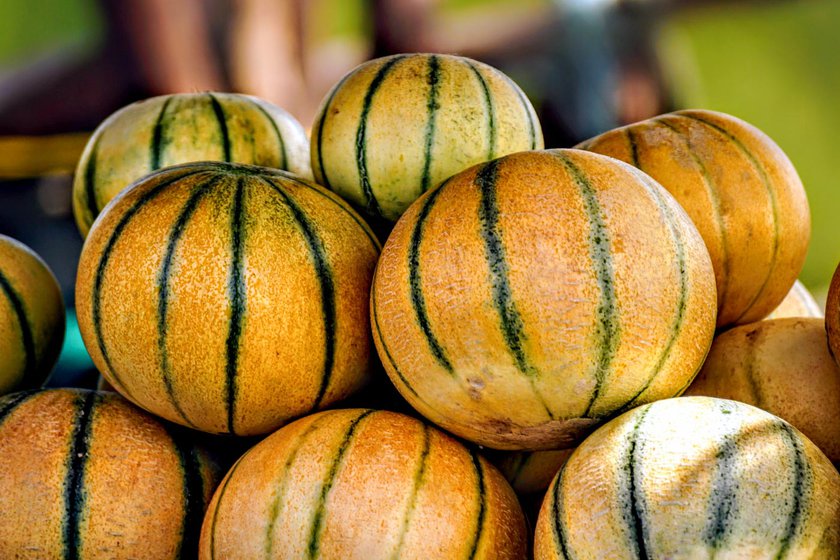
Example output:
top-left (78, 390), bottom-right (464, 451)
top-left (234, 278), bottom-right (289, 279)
top-left (73, 92), bottom-right (311, 238)
top-left (311, 53), bottom-right (543, 221)
top-left (578, 109), bottom-right (810, 327)
top-left (821, 263), bottom-right (840, 364)
top-left (766, 279), bottom-right (822, 319)
top-left (493, 449), bottom-right (574, 495)
top-left (685, 318), bottom-right (840, 462)
top-left (534, 397), bottom-right (840, 559)
top-left (372, 149), bottom-right (717, 450)
top-left (199, 408), bottom-right (527, 559)
top-left (0, 235), bottom-right (64, 395)
top-left (0, 388), bottom-right (220, 559)
top-left (75, 162), bottom-right (381, 435)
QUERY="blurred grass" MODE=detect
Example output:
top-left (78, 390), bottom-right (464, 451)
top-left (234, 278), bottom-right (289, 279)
top-left (660, 0), bottom-right (840, 292)
top-left (0, 0), bottom-right (101, 67)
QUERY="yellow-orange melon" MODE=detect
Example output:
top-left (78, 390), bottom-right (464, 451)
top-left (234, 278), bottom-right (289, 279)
top-left (822, 262), bottom-right (840, 365)
top-left (0, 388), bottom-right (220, 559)
top-left (685, 318), bottom-right (840, 462)
top-left (578, 109), bottom-right (810, 327)
top-left (0, 234), bottom-right (64, 395)
top-left (75, 162), bottom-right (380, 435)
top-left (311, 53), bottom-right (543, 221)
top-left (73, 92), bottom-right (311, 237)
top-left (535, 397), bottom-right (840, 559)
top-left (372, 149), bottom-right (717, 450)
top-left (766, 279), bottom-right (822, 319)
top-left (199, 409), bottom-right (527, 559)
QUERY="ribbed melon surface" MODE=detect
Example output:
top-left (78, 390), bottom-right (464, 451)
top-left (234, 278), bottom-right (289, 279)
top-left (372, 149), bottom-right (717, 450)
top-left (199, 409), bottom-right (526, 560)
top-left (0, 388), bottom-right (220, 559)
top-left (73, 92), bottom-right (312, 237)
top-left (311, 53), bottom-right (543, 221)
top-left (75, 162), bottom-right (380, 435)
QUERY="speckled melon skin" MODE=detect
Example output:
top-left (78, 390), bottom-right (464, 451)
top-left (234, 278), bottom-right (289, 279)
top-left (311, 53), bottom-right (543, 221)
top-left (534, 397), bottom-right (840, 560)
top-left (75, 162), bottom-right (381, 436)
top-left (766, 279), bottom-right (822, 319)
top-left (0, 388), bottom-right (221, 559)
top-left (372, 149), bottom-right (717, 450)
top-left (0, 235), bottom-right (64, 395)
top-left (73, 92), bottom-right (312, 238)
top-left (199, 409), bottom-right (527, 560)
top-left (578, 109), bottom-right (811, 328)
top-left (685, 318), bottom-right (840, 462)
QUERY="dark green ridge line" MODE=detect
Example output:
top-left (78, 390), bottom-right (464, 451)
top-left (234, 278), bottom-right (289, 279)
top-left (553, 153), bottom-right (620, 419)
top-left (551, 460), bottom-right (575, 560)
top-left (464, 451), bottom-right (487, 560)
top-left (314, 72), bottom-right (353, 191)
top-left (626, 128), bottom-right (641, 167)
top-left (164, 426), bottom-right (206, 560)
top-left (703, 403), bottom-right (741, 550)
top-left (0, 390), bottom-right (36, 427)
top-left (83, 133), bottom-right (102, 220)
top-left (653, 117), bottom-right (731, 317)
top-left (613, 154), bottom-right (690, 414)
top-left (476, 159), bottom-right (556, 419)
top-left (419, 55), bottom-right (441, 193)
top-left (92, 169), bottom-right (206, 400)
top-left (63, 391), bottom-right (98, 560)
top-left (775, 422), bottom-right (811, 560)
top-left (464, 60), bottom-right (497, 160)
top-left (0, 269), bottom-right (36, 385)
top-left (265, 417), bottom-right (327, 559)
top-left (355, 55), bottom-right (408, 218)
top-left (307, 409), bottom-right (376, 559)
top-left (408, 184), bottom-right (453, 373)
top-left (393, 425), bottom-right (432, 559)
top-left (475, 159), bottom-right (531, 376)
top-left (370, 267), bottom-right (421, 400)
top-left (224, 177), bottom-right (247, 434)
top-left (263, 169), bottom-right (382, 252)
top-left (679, 113), bottom-right (780, 324)
top-left (209, 453), bottom-right (249, 560)
top-left (744, 328), bottom-right (766, 408)
top-left (156, 176), bottom-right (224, 429)
top-left (246, 97), bottom-right (288, 170)
top-left (208, 93), bottom-right (233, 162)
top-left (262, 177), bottom-right (337, 411)
top-left (502, 74), bottom-right (537, 150)
top-left (150, 96), bottom-right (175, 171)
top-left (625, 405), bottom-right (653, 560)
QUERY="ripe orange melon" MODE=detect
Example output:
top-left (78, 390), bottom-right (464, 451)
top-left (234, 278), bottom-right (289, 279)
top-left (766, 279), bottom-right (822, 319)
top-left (311, 53), bottom-right (543, 221)
top-left (0, 388), bottom-right (220, 559)
top-left (534, 397), bottom-right (840, 559)
top-left (821, 263), bottom-right (840, 364)
top-left (75, 162), bottom-right (381, 435)
top-left (685, 318), bottom-right (840, 462)
top-left (199, 408), bottom-right (527, 559)
top-left (0, 235), bottom-right (64, 395)
top-left (73, 92), bottom-right (311, 237)
top-left (372, 149), bottom-right (717, 450)
top-left (578, 109), bottom-right (810, 327)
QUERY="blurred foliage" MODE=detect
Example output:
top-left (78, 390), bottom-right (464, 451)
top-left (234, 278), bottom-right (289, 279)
top-left (0, 0), bottom-right (101, 66)
top-left (661, 0), bottom-right (840, 292)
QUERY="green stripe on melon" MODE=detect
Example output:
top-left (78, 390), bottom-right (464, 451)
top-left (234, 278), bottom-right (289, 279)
top-left (72, 92), bottom-right (312, 238)
top-left (311, 53), bottom-right (543, 222)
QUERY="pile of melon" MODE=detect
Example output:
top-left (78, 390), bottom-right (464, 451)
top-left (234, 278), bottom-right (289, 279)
top-left (1, 53), bottom-right (839, 559)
